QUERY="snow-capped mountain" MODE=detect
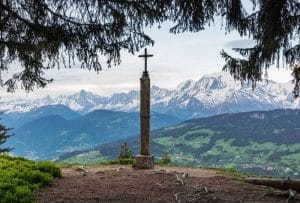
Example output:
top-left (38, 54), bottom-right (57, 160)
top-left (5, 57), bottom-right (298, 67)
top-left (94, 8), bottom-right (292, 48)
top-left (1, 72), bottom-right (299, 119)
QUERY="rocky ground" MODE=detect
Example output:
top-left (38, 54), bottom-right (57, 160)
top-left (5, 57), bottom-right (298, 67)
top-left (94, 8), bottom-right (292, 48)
top-left (37, 165), bottom-right (299, 203)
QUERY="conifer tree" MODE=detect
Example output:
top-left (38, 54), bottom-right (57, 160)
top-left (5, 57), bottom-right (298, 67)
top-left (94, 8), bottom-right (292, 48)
top-left (159, 150), bottom-right (171, 165)
top-left (0, 0), bottom-right (298, 96)
top-left (0, 122), bottom-right (11, 153)
top-left (118, 142), bottom-right (133, 160)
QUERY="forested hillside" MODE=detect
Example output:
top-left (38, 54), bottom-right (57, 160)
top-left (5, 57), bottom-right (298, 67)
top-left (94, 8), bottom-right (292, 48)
top-left (3, 106), bottom-right (181, 160)
top-left (59, 109), bottom-right (300, 178)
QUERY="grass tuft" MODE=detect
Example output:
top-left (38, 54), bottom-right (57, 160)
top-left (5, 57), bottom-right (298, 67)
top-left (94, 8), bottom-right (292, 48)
top-left (0, 154), bottom-right (61, 203)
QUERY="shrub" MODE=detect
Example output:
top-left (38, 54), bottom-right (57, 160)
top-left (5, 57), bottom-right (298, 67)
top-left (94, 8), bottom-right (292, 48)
top-left (118, 142), bottom-right (133, 160)
top-left (159, 151), bottom-right (171, 165)
top-left (118, 157), bottom-right (134, 165)
top-left (102, 157), bottom-right (134, 165)
top-left (0, 155), bottom-right (61, 203)
top-left (36, 161), bottom-right (62, 178)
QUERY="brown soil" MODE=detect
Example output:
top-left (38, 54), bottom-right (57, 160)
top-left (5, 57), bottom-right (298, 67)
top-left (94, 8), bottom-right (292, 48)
top-left (37, 165), bottom-right (299, 203)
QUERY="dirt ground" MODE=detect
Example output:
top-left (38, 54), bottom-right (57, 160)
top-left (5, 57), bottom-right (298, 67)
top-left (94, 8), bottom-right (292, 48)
top-left (37, 165), bottom-right (299, 203)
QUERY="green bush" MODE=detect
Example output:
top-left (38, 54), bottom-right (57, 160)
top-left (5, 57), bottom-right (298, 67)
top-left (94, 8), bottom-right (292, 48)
top-left (0, 155), bottom-right (61, 203)
top-left (118, 142), bottom-right (133, 160)
top-left (101, 157), bottom-right (134, 165)
top-left (36, 161), bottom-right (62, 178)
top-left (114, 142), bottom-right (134, 166)
top-left (159, 151), bottom-right (171, 165)
top-left (118, 158), bottom-right (134, 165)
top-left (2, 186), bottom-right (32, 203)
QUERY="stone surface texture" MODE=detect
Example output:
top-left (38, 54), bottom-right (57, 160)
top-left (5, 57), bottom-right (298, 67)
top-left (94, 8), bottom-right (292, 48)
top-left (134, 155), bottom-right (154, 169)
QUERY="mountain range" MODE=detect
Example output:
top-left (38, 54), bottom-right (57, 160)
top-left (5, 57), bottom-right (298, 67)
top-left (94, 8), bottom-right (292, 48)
top-left (1, 72), bottom-right (300, 177)
top-left (3, 105), bottom-right (181, 160)
top-left (59, 109), bottom-right (300, 178)
top-left (1, 72), bottom-right (299, 120)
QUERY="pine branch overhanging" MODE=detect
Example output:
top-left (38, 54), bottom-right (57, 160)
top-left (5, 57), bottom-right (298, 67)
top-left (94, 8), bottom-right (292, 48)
top-left (0, 0), bottom-right (299, 97)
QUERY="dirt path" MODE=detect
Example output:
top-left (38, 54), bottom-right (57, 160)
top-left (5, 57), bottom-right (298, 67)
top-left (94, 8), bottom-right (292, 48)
top-left (37, 165), bottom-right (298, 203)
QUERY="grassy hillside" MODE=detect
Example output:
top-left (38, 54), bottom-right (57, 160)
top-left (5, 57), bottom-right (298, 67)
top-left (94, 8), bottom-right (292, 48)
top-left (59, 109), bottom-right (300, 178)
top-left (0, 155), bottom-right (61, 202)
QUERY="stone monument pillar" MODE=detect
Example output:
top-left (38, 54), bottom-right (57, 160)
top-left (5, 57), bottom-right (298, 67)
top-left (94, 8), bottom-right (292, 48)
top-left (134, 48), bottom-right (154, 169)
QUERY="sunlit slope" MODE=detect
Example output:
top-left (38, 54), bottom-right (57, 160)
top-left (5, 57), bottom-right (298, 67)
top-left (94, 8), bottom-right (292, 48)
top-left (60, 109), bottom-right (300, 178)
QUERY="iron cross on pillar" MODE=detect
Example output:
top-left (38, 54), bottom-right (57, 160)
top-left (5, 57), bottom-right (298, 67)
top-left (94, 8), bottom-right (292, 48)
top-left (139, 48), bottom-right (153, 77)
top-left (134, 48), bottom-right (154, 169)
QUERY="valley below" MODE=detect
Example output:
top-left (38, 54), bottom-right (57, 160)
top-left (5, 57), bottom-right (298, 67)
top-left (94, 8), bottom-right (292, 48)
top-left (59, 109), bottom-right (300, 179)
top-left (3, 106), bottom-right (181, 160)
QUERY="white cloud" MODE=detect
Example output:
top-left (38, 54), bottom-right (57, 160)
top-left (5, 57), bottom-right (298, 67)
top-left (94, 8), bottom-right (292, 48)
top-left (0, 21), bottom-right (294, 100)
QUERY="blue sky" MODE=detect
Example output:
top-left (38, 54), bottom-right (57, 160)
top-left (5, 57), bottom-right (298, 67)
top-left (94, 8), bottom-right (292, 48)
top-left (0, 21), bottom-right (293, 100)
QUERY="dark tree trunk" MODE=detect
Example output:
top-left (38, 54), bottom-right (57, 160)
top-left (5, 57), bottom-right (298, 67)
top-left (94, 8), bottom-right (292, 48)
top-left (245, 178), bottom-right (300, 192)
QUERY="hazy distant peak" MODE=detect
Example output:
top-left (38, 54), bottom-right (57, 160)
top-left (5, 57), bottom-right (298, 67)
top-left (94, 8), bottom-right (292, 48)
top-left (73, 89), bottom-right (95, 98)
top-left (202, 71), bottom-right (234, 79)
top-left (176, 79), bottom-right (195, 91)
top-left (1, 72), bottom-right (299, 118)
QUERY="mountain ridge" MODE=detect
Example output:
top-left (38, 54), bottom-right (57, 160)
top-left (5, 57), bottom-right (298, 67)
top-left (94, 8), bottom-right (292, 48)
top-left (1, 72), bottom-right (299, 119)
top-left (4, 106), bottom-right (182, 160)
top-left (2, 104), bottom-right (81, 128)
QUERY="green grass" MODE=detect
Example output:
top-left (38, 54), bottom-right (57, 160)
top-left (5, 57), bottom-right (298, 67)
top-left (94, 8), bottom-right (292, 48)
top-left (58, 157), bottom-right (135, 168)
top-left (60, 150), bottom-right (108, 164)
top-left (192, 138), bottom-right (300, 177)
top-left (213, 167), bottom-right (248, 181)
top-left (153, 129), bottom-right (212, 148)
top-left (0, 155), bottom-right (61, 203)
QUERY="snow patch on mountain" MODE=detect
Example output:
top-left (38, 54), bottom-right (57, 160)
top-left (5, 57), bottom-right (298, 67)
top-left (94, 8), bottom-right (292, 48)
top-left (1, 72), bottom-right (299, 119)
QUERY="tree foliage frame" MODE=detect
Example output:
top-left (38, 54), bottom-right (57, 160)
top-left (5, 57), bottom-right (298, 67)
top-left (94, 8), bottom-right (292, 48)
top-left (0, 0), bottom-right (299, 96)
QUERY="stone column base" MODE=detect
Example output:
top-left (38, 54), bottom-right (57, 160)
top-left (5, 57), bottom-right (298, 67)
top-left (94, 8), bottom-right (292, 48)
top-left (133, 155), bottom-right (154, 169)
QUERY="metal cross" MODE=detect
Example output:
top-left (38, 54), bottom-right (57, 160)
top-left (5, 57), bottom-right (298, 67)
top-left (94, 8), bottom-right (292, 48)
top-left (138, 48), bottom-right (153, 72)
